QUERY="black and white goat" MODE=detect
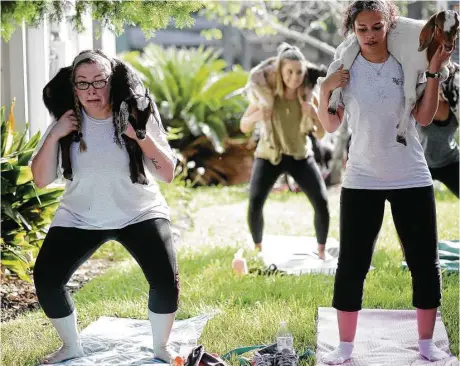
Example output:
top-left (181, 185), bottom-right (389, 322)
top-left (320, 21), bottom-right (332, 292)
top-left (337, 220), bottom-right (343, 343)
top-left (326, 10), bottom-right (459, 145)
top-left (42, 56), bottom-right (156, 185)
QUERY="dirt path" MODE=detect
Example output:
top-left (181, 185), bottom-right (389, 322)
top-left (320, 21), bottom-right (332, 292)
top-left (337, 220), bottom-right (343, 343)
top-left (179, 185), bottom-right (342, 248)
top-left (1, 259), bottom-right (117, 323)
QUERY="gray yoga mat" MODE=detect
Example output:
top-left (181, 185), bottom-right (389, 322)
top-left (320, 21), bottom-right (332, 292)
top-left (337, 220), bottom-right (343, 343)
top-left (316, 307), bottom-right (458, 365)
top-left (40, 313), bottom-right (216, 366)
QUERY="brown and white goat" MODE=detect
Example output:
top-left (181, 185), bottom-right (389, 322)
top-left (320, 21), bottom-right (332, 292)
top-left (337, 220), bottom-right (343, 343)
top-left (326, 10), bottom-right (460, 145)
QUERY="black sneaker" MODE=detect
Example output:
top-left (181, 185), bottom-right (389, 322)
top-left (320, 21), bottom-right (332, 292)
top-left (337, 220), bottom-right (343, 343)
top-left (253, 353), bottom-right (275, 366)
top-left (274, 349), bottom-right (298, 366)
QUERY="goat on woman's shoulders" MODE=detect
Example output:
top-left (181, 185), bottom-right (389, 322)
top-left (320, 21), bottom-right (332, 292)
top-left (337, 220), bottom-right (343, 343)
top-left (43, 56), bottom-right (157, 185)
top-left (244, 57), bottom-right (328, 145)
top-left (324, 10), bottom-right (459, 146)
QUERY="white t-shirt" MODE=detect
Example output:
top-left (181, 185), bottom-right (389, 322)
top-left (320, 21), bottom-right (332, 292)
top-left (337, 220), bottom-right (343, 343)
top-left (30, 109), bottom-right (177, 230)
top-left (327, 54), bottom-right (432, 190)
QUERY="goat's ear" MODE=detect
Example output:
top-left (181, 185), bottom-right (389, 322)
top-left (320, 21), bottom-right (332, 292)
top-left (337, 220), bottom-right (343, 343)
top-left (119, 101), bottom-right (130, 129)
top-left (42, 66), bottom-right (73, 117)
top-left (419, 14), bottom-right (436, 51)
top-left (319, 64), bottom-right (327, 76)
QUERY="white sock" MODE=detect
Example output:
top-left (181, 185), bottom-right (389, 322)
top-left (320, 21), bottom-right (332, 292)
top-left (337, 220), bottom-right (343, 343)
top-left (44, 311), bottom-right (85, 364)
top-left (418, 339), bottom-right (450, 361)
top-left (148, 310), bottom-right (178, 363)
top-left (321, 342), bottom-right (354, 365)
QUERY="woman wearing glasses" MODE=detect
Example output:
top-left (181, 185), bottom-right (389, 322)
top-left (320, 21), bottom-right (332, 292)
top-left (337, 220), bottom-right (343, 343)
top-left (30, 50), bottom-right (179, 364)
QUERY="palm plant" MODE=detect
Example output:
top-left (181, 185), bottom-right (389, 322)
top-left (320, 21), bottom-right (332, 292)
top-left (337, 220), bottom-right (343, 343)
top-left (1, 100), bottom-right (64, 281)
top-left (121, 45), bottom-right (253, 185)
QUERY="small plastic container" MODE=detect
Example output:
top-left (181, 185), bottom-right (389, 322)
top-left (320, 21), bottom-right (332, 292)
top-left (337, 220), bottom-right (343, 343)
top-left (232, 248), bottom-right (248, 275)
top-left (179, 322), bottom-right (197, 357)
top-left (276, 320), bottom-right (294, 353)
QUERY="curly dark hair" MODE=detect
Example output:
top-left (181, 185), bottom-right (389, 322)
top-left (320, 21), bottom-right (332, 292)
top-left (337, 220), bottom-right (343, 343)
top-left (341, 0), bottom-right (399, 37)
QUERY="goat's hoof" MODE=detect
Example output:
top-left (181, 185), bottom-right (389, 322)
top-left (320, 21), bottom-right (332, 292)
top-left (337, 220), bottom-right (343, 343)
top-left (327, 107), bottom-right (337, 115)
top-left (63, 168), bottom-right (73, 180)
top-left (132, 175), bottom-right (148, 185)
top-left (396, 135), bottom-right (407, 146)
top-left (71, 131), bottom-right (81, 142)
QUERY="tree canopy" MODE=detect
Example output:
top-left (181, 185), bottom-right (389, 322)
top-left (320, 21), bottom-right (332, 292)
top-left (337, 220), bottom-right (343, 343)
top-left (1, 0), bottom-right (204, 42)
top-left (200, 0), bottom-right (345, 55)
top-left (199, 1), bottom-right (437, 55)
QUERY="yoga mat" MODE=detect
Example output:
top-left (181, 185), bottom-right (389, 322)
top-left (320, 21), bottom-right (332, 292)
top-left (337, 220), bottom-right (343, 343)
top-left (316, 307), bottom-right (458, 365)
top-left (403, 240), bottom-right (459, 273)
top-left (40, 313), bottom-right (216, 366)
top-left (256, 235), bottom-right (341, 275)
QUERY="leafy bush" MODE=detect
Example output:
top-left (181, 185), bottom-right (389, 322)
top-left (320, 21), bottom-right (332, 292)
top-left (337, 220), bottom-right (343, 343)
top-left (1, 100), bottom-right (64, 281)
top-left (121, 45), bottom-right (252, 185)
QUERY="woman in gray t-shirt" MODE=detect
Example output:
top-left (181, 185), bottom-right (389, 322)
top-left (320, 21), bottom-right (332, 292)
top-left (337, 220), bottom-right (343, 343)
top-left (416, 63), bottom-right (459, 197)
top-left (30, 50), bottom-right (179, 364)
top-left (317, 0), bottom-right (455, 364)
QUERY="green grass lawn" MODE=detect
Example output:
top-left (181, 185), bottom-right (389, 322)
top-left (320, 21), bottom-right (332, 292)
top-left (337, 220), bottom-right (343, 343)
top-left (2, 185), bottom-right (458, 366)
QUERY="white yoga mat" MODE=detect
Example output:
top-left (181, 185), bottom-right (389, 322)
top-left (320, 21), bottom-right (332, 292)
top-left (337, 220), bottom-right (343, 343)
top-left (256, 235), bottom-right (341, 275)
top-left (41, 313), bottom-right (216, 366)
top-left (316, 307), bottom-right (459, 365)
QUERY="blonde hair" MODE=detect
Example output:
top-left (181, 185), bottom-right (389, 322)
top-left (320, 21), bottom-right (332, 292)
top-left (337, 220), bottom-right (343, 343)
top-left (275, 42), bottom-right (307, 98)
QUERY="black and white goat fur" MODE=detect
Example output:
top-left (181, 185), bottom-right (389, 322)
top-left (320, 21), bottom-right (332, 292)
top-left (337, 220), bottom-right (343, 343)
top-left (43, 53), bottom-right (157, 185)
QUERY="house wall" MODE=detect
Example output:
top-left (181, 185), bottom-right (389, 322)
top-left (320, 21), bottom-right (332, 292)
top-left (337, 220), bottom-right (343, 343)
top-left (1, 13), bottom-right (115, 137)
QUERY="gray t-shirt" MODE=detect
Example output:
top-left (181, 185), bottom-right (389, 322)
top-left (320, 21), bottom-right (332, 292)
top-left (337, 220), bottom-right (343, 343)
top-left (416, 109), bottom-right (459, 169)
top-left (326, 54), bottom-right (432, 189)
top-left (30, 109), bottom-right (177, 230)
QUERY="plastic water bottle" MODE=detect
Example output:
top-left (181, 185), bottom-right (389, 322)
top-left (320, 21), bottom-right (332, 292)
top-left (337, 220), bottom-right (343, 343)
top-left (179, 323), bottom-right (198, 357)
top-left (276, 321), bottom-right (294, 353)
top-left (232, 248), bottom-right (248, 275)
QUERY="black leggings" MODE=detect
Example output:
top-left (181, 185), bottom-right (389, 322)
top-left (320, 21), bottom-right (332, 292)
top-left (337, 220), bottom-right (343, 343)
top-left (248, 155), bottom-right (330, 244)
top-left (34, 218), bottom-right (179, 319)
top-left (430, 161), bottom-right (459, 198)
top-left (333, 186), bottom-right (442, 312)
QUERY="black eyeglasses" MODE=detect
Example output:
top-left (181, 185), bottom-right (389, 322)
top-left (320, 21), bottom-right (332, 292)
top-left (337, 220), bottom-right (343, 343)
top-left (74, 76), bottom-right (110, 90)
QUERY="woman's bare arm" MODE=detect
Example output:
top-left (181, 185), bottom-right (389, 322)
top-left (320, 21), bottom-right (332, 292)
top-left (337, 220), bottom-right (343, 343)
top-left (413, 45), bottom-right (453, 126)
top-left (318, 87), bottom-right (345, 133)
top-left (317, 65), bottom-right (348, 133)
top-left (31, 132), bottom-right (60, 188)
